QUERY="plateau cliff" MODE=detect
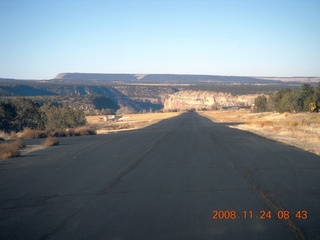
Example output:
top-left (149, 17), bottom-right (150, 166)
top-left (163, 91), bottom-right (258, 111)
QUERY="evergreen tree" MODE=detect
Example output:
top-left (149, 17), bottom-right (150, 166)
top-left (298, 84), bottom-right (314, 111)
top-left (40, 104), bottom-right (87, 130)
top-left (12, 98), bottom-right (43, 131)
top-left (254, 95), bottom-right (268, 112)
top-left (0, 102), bottom-right (16, 132)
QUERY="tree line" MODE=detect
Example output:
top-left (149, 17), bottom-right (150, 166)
top-left (255, 83), bottom-right (320, 113)
top-left (0, 98), bottom-right (87, 132)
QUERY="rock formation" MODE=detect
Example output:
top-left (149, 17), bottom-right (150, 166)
top-left (163, 91), bottom-right (258, 111)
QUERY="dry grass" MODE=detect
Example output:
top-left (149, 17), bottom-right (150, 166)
top-left (11, 126), bottom-right (97, 139)
top-left (50, 126), bottom-right (96, 137)
top-left (18, 128), bottom-right (47, 139)
top-left (0, 131), bottom-right (18, 141)
top-left (200, 110), bottom-right (320, 156)
top-left (0, 126), bottom-right (95, 159)
top-left (42, 136), bottom-right (59, 146)
top-left (0, 140), bottom-right (25, 160)
top-left (86, 112), bottom-right (181, 134)
top-left (73, 126), bottom-right (97, 136)
top-left (50, 129), bottom-right (68, 137)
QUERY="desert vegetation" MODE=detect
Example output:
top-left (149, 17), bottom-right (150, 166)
top-left (0, 140), bottom-right (25, 160)
top-left (1, 82), bottom-right (319, 160)
top-left (0, 98), bottom-right (87, 133)
top-left (42, 136), bottom-right (59, 147)
top-left (186, 83), bottom-right (302, 95)
top-left (0, 98), bottom-right (95, 160)
top-left (254, 83), bottom-right (320, 113)
top-left (14, 126), bottom-right (97, 139)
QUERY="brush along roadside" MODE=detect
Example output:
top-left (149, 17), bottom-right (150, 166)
top-left (0, 140), bottom-right (25, 160)
top-left (0, 126), bottom-right (96, 160)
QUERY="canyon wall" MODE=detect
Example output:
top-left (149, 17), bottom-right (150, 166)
top-left (163, 91), bottom-right (259, 111)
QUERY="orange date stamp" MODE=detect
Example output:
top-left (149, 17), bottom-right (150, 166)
top-left (212, 210), bottom-right (308, 220)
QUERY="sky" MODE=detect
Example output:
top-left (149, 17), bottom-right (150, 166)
top-left (0, 0), bottom-right (319, 79)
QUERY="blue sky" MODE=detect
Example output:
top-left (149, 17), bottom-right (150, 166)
top-left (0, 0), bottom-right (319, 79)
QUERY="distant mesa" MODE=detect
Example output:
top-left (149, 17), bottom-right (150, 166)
top-left (135, 74), bottom-right (148, 80)
top-left (53, 73), bottom-right (138, 83)
top-left (53, 72), bottom-right (320, 85)
top-left (53, 72), bottom-right (286, 84)
top-left (55, 73), bottom-right (67, 79)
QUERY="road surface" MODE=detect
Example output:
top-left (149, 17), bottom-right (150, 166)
top-left (0, 112), bottom-right (320, 240)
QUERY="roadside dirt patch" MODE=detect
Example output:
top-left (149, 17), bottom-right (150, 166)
top-left (200, 110), bottom-right (320, 156)
top-left (86, 112), bottom-right (181, 134)
top-left (19, 145), bottom-right (47, 155)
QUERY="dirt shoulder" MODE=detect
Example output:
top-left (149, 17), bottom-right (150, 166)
top-left (86, 112), bottom-right (181, 134)
top-left (19, 145), bottom-right (47, 155)
top-left (199, 110), bottom-right (320, 156)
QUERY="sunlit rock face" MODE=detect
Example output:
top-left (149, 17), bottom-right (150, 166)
top-left (163, 91), bottom-right (258, 111)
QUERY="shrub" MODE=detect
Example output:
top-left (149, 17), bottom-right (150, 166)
top-left (18, 128), bottom-right (47, 139)
top-left (50, 129), bottom-right (68, 137)
top-left (255, 95), bottom-right (268, 112)
top-left (65, 128), bottom-right (75, 137)
top-left (0, 140), bottom-right (25, 160)
top-left (42, 136), bottom-right (59, 146)
top-left (49, 126), bottom-right (96, 137)
top-left (73, 126), bottom-right (96, 136)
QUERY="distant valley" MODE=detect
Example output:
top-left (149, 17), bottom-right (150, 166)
top-left (1, 73), bottom-right (319, 113)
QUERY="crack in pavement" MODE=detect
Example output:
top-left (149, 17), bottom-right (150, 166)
top-left (99, 117), bottom-right (187, 194)
top-left (244, 170), bottom-right (307, 240)
top-left (99, 128), bottom-right (174, 194)
top-left (37, 211), bottom-right (80, 240)
top-left (204, 121), bottom-right (307, 240)
top-left (34, 118), bottom-right (187, 239)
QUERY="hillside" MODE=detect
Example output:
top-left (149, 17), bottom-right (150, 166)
top-left (0, 82), bottom-right (164, 112)
top-left (1, 73), bottom-right (319, 113)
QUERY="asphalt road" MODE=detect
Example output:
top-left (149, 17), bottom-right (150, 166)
top-left (0, 112), bottom-right (320, 240)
